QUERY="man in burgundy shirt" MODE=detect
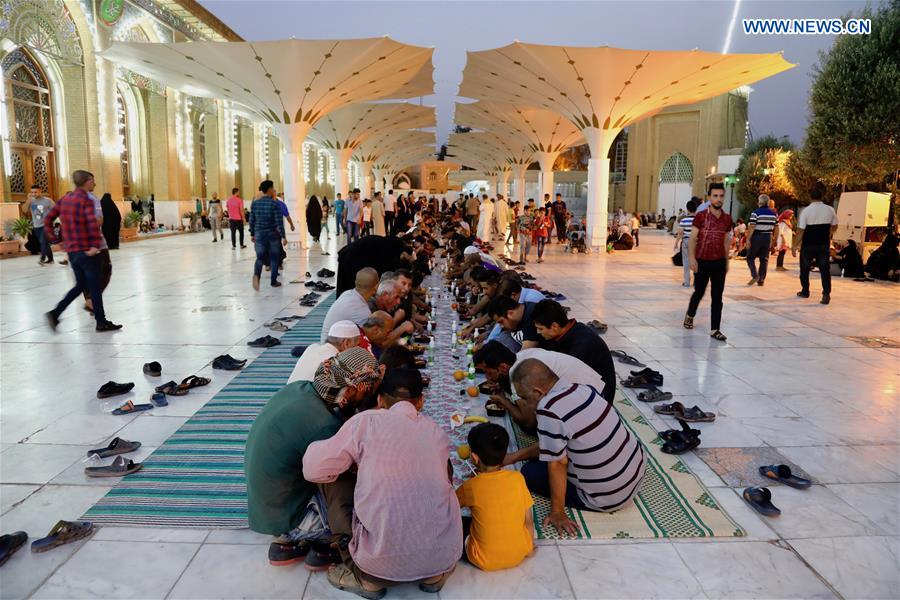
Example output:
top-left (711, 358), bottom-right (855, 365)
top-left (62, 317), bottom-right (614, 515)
top-left (45, 170), bottom-right (121, 332)
top-left (684, 183), bottom-right (732, 341)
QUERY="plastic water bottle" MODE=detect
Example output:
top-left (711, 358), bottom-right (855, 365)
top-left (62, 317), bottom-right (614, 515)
top-left (467, 364), bottom-right (476, 381)
top-left (451, 332), bottom-right (458, 348)
top-left (428, 339), bottom-right (435, 365)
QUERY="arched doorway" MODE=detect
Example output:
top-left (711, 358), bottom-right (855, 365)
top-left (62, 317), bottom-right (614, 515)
top-left (115, 89), bottom-right (131, 197)
top-left (658, 152), bottom-right (693, 218)
top-left (2, 48), bottom-right (57, 203)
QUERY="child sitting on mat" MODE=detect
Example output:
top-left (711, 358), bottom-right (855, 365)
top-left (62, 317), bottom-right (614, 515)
top-left (455, 423), bottom-right (535, 570)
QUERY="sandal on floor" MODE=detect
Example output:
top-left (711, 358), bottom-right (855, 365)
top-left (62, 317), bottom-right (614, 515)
top-left (660, 430), bottom-right (701, 454)
top-left (0, 531), bottom-right (28, 566)
top-left (638, 388), bottom-right (673, 403)
top-left (758, 465), bottom-right (812, 489)
top-left (87, 437), bottom-right (141, 458)
top-left (679, 405), bottom-right (716, 422)
top-left (155, 381), bottom-right (189, 396)
top-left (84, 455), bottom-right (143, 478)
top-left (613, 351), bottom-right (645, 367)
top-left (180, 375), bottom-right (211, 390)
top-left (96, 381), bottom-right (135, 399)
top-left (653, 401), bottom-right (685, 415)
top-left (710, 330), bottom-right (727, 342)
top-left (327, 564), bottom-right (386, 600)
top-left (742, 486), bottom-right (781, 516)
top-left (622, 373), bottom-right (663, 388)
top-left (151, 392), bottom-right (168, 407)
top-left (112, 401), bottom-right (154, 415)
top-left (683, 315), bottom-right (694, 330)
top-left (30, 521), bottom-right (94, 553)
top-left (658, 418), bottom-right (700, 442)
top-left (419, 566), bottom-right (456, 593)
top-left (142, 361), bottom-right (162, 377)
top-left (265, 321), bottom-right (289, 332)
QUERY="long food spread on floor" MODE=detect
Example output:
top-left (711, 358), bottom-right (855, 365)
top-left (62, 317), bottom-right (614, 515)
top-left (83, 261), bottom-right (744, 540)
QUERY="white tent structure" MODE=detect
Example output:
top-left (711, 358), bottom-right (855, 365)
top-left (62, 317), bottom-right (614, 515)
top-left (309, 103), bottom-right (434, 200)
top-left (459, 43), bottom-right (794, 248)
top-left (447, 130), bottom-right (535, 201)
top-left (350, 130), bottom-right (436, 194)
top-left (454, 101), bottom-right (584, 201)
top-left (101, 37), bottom-right (433, 246)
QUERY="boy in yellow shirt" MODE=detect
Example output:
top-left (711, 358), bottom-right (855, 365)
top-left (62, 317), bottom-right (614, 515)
top-left (456, 423), bottom-right (535, 571)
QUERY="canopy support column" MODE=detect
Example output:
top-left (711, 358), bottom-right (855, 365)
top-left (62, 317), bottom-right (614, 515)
top-left (534, 151), bottom-right (560, 202)
top-left (274, 122), bottom-right (312, 249)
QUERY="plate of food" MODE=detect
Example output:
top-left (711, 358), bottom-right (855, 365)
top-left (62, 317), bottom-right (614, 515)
top-left (485, 402), bottom-right (506, 417)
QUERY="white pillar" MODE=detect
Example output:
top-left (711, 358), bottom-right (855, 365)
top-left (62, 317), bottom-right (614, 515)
top-left (273, 123), bottom-right (312, 248)
top-left (372, 169), bottom-right (384, 195)
top-left (359, 161), bottom-right (373, 197)
top-left (384, 171), bottom-right (396, 194)
top-left (499, 170), bottom-right (510, 198)
top-left (330, 147), bottom-right (354, 200)
top-left (586, 157), bottom-right (609, 250)
top-left (511, 164), bottom-right (527, 204)
top-left (534, 151), bottom-right (560, 202)
top-left (484, 174), bottom-right (498, 197)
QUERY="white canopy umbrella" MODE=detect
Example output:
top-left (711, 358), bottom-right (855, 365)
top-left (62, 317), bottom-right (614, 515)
top-left (101, 37), bottom-right (433, 246)
top-left (460, 42), bottom-right (794, 248)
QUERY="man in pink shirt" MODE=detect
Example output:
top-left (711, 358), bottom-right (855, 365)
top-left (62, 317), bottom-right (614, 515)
top-left (226, 187), bottom-right (246, 248)
top-left (304, 368), bottom-right (462, 599)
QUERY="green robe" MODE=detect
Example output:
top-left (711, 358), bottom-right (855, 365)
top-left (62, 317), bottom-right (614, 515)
top-left (244, 381), bottom-right (342, 534)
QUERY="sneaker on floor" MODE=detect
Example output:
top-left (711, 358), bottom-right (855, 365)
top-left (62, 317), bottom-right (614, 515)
top-left (747, 277), bottom-right (758, 286)
top-left (268, 540), bottom-right (310, 566)
top-left (46, 311), bottom-right (59, 331)
top-left (796, 290), bottom-right (810, 298)
top-left (271, 281), bottom-right (282, 287)
top-left (96, 321), bottom-right (123, 332)
top-left (820, 293), bottom-right (830, 305)
top-left (304, 545), bottom-right (341, 571)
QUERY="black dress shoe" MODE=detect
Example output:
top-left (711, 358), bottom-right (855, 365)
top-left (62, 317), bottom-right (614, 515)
top-left (303, 545), bottom-right (341, 571)
top-left (247, 335), bottom-right (281, 348)
top-left (271, 281), bottom-right (282, 287)
top-left (820, 293), bottom-right (830, 305)
top-left (96, 321), bottom-right (123, 332)
top-left (796, 290), bottom-right (810, 298)
top-left (142, 361), bottom-right (162, 377)
top-left (97, 381), bottom-right (135, 399)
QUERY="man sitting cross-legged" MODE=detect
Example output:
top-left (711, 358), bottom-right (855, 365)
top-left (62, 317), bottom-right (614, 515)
top-left (288, 320), bottom-right (360, 383)
top-left (303, 368), bottom-right (462, 599)
top-left (244, 348), bottom-right (384, 567)
top-left (504, 359), bottom-right (647, 536)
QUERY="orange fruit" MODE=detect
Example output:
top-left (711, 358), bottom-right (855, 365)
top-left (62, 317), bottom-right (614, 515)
top-left (457, 444), bottom-right (471, 459)
top-left (451, 303), bottom-right (458, 310)
top-left (467, 386), bottom-right (479, 397)
top-left (453, 370), bottom-right (466, 382)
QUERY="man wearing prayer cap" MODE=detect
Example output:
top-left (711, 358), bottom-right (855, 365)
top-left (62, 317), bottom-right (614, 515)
top-left (245, 347), bottom-right (384, 566)
top-left (288, 320), bottom-right (361, 384)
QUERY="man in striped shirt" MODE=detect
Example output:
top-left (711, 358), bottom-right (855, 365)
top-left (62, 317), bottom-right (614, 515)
top-left (674, 198), bottom-right (699, 286)
top-left (504, 359), bottom-right (646, 535)
top-left (746, 195), bottom-right (778, 286)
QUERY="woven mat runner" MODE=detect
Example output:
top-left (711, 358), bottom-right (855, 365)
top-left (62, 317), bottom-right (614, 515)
top-left (509, 395), bottom-right (746, 540)
top-left (82, 297), bottom-right (334, 527)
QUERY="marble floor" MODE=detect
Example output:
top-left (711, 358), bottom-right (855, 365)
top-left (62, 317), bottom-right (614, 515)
top-left (1, 228), bottom-right (897, 599)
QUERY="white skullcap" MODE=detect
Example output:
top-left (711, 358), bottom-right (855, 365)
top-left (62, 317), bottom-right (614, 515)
top-left (458, 221), bottom-right (470, 233)
top-left (328, 320), bottom-right (360, 339)
top-left (464, 245), bottom-right (479, 256)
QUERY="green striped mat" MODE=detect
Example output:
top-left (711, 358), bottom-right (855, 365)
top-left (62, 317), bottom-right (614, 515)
top-left (82, 297), bottom-right (335, 528)
top-left (511, 392), bottom-right (746, 540)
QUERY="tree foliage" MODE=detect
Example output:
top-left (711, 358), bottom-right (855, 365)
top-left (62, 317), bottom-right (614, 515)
top-left (804, 0), bottom-right (900, 189)
top-left (736, 135), bottom-right (798, 210)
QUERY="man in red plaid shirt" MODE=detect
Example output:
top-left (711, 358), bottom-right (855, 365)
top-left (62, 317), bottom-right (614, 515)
top-left (45, 170), bottom-right (122, 332)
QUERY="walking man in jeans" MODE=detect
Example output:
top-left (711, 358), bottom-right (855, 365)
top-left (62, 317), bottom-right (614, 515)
top-left (249, 180), bottom-right (287, 290)
top-left (227, 188), bottom-right (246, 249)
top-left (746, 194), bottom-right (778, 286)
top-left (794, 183), bottom-right (838, 305)
top-left (552, 193), bottom-right (567, 242)
top-left (27, 185), bottom-right (54, 265)
top-left (344, 188), bottom-right (362, 244)
top-left (45, 170), bottom-right (121, 332)
top-left (684, 183), bottom-right (732, 342)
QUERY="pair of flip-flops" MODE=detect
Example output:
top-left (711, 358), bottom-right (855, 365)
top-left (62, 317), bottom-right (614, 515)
top-left (155, 375), bottom-right (211, 397)
top-left (316, 268), bottom-right (335, 278)
top-left (653, 401), bottom-right (716, 422)
top-left (265, 321), bottom-right (289, 331)
top-left (0, 531), bottom-right (28, 566)
top-left (213, 354), bottom-right (247, 370)
top-left (30, 521), bottom-right (94, 553)
top-left (637, 387), bottom-right (673, 403)
top-left (273, 315), bottom-right (304, 322)
top-left (743, 466), bottom-right (812, 517)
top-left (304, 281), bottom-right (335, 291)
top-left (610, 350), bottom-right (646, 368)
top-left (112, 400), bottom-right (153, 415)
top-left (248, 335), bottom-right (281, 348)
top-left (623, 368), bottom-right (663, 389)
top-left (87, 437), bottom-right (141, 459)
top-left (658, 419), bottom-right (701, 454)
